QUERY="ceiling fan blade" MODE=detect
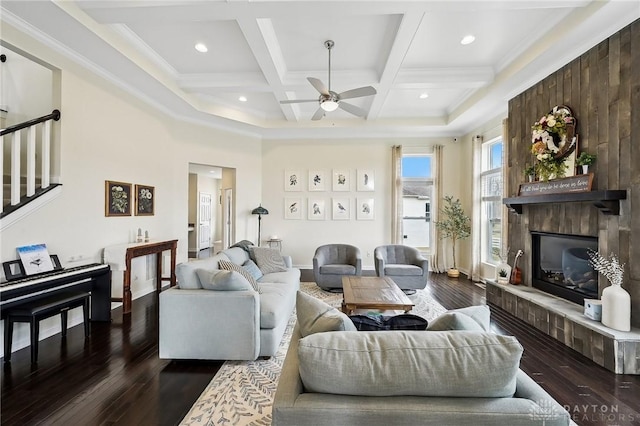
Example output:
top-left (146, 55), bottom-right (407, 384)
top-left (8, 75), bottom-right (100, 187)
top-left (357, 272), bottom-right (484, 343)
top-left (311, 107), bottom-right (325, 121)
top-left (338, 101), bottom-right (366, 117)
top-left (307, 77), bottom-right (330, 96)
top-left (280, 99), bottom-right (318, 104)
top-left (338, 86), bottom-right (377, 100)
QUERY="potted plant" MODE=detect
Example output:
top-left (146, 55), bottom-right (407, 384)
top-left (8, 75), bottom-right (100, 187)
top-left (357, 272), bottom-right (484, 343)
top-left (524, 164), bottom-right (536, 182)
top-left (497, 268), bottom-right (509, 284)
top-left (576, 152), bottom-right (596, 174)
top-left (434, 195), bottom-right (471, 278)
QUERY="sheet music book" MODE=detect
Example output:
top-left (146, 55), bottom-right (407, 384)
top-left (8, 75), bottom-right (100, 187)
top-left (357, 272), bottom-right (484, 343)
top-left (17, 244), bottom-right (55, 276)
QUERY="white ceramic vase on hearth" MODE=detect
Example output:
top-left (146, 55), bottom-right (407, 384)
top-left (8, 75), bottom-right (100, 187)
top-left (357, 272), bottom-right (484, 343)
top-left (601, 283), bottom-right (631, 332)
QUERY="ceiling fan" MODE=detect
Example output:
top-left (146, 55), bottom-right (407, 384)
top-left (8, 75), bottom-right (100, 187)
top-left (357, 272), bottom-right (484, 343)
top-left (280, 40), bottom-right (377, 120)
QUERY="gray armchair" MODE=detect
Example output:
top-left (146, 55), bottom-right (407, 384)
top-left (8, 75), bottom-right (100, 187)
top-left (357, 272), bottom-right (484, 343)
top-left (313, 244), bottom-right (362, 291)
top-left (374, 245), bottom-right (428, 291)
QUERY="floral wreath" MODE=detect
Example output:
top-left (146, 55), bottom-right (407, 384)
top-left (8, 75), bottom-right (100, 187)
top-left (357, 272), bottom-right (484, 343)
top-left (530, 105), bottom-right (577, 180)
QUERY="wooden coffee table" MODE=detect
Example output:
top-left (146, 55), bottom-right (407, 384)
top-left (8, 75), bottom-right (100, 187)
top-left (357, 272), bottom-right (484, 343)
top-left (341, 276), bottom-right (414, 315)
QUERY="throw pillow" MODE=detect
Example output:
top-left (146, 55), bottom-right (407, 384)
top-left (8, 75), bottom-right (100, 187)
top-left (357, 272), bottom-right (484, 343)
top-left (427, 305), bottom-right (491, 331)
top-left (242, 259), bottom-right (263, 281)
top-left (195, 269), bottom-right (254, 291)
top-left (250, 247), bottom-right (287, 274)
top-left (298, 330), bottom-right (523, 398)
top-left (296, 291), bottom-right (357, 337)
top-left (218, 259), bottom-right (260, 292)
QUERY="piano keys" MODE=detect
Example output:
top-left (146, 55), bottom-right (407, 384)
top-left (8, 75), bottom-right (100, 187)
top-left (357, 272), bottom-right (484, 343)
top-left (0, 263), bottom-right (112, 322)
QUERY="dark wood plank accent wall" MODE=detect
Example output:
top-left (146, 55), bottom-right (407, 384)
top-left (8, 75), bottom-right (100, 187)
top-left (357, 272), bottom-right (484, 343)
top-left (506, 18), bottom-right (639, 327)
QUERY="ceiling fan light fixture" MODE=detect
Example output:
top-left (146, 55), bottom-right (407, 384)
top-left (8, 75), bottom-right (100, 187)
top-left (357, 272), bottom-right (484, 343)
top-left (320, 100), bottom-right (339, 112)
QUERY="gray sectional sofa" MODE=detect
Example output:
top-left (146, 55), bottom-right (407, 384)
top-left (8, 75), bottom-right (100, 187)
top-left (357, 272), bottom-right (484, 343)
top-left (272, 296), bottom-right (570, 426)
top-left (158, 246), bottom-right (300, 361)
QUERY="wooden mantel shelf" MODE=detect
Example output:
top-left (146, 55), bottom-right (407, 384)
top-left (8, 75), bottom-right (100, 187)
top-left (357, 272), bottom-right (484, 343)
top-left (503, 190), bottom-right (627, 215)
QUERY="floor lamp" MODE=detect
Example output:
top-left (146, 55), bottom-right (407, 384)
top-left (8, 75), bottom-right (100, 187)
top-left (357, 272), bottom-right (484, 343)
top-left (251, 205), bottom-right (269, 246)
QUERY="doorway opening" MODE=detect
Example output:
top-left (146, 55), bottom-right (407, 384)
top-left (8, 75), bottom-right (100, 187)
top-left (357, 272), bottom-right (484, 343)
top-left (188, 163), bottom-right (236, 258)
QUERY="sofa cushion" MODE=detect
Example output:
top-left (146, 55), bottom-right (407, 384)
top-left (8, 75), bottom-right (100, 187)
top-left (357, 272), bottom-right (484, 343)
top-left (223, 247), bottom-right (251, 265)
top-left (242, 259), bottom-right (263, 281)
top-left (296, 291), bottom-right (356, 337)
top-left (176, 253), bottom-right (230, 289)
top-left (258, 282), bottom-right (297, 329)
top-left (384, 264), bottom-right (423, 276)
top-left (319, 264), bottom-right (356, 275)
top-left (251, 247), bottom-right (287, 274)
top-left (195, 269), bottom-right (255, 291)
top-left (259, 268), bottom-right (301, 284)
top-left (219, 259), bottom-right (260, 292)
top-left (427, 305), bottom-right (491, 332)
top-left (298, 330), bottom-right (522, 398)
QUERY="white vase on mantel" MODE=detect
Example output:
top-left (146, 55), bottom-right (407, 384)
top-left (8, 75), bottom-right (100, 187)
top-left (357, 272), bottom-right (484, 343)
top-left (601, 283), bottom-right (631, 332)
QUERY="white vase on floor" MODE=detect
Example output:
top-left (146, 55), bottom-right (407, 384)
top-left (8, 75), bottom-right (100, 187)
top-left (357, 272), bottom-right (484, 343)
top-left (601, 283), bottom-right (631, 332)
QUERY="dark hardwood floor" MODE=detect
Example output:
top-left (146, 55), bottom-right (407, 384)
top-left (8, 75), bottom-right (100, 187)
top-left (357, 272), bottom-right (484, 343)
top-left (2, 273), bottom-right (639, 425)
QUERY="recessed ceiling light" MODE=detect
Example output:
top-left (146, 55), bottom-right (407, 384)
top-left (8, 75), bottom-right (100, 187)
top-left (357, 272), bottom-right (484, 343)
top-left (460, 35), bottom-right (476, 45)
top-left (238, 96), bottom-right (247, 102)
top-left (419, 92), bottom-right (429, 99)
top-left (194, 43), bottom-right (208, 53)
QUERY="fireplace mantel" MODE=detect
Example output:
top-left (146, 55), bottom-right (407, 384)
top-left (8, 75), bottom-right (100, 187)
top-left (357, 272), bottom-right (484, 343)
top-left (503, 190), bottom-right (627, 215)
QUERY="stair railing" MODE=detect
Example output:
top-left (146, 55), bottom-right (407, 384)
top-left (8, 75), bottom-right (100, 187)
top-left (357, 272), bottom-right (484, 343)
top-left (1, 109), bottom-right (61, 215)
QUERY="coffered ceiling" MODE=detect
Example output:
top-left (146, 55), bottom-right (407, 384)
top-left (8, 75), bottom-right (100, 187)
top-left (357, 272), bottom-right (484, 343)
top-left (1, 1), bottom-right (638, 139)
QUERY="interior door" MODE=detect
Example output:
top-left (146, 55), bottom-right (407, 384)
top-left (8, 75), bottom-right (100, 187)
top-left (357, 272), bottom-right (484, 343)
top-left (198, 192), bottom-right (212, 250)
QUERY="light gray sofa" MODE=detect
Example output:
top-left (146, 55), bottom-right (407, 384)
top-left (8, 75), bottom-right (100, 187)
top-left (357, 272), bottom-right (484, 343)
top-left (272, 300), bottom-right (570, 426)
top-left (159, 247), bottom-right (300, 361)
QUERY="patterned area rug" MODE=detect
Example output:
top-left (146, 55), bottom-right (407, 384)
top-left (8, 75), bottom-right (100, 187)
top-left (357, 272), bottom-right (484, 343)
top-left (180, 282), bottom-right (447, 426)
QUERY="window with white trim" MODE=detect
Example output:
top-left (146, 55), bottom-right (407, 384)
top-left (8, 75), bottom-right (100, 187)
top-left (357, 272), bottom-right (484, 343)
top-left (481, 138), bottom-right (503, 265)
top-left (402, 155), bottom-right (432, 251)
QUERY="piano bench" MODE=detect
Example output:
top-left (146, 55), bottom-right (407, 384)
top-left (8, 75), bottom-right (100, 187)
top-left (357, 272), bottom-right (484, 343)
top-left (3, 291), bottom-right (91, 364)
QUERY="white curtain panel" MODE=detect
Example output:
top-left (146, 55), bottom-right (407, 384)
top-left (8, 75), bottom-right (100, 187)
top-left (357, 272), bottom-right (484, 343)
top-left (430, 145), bottom-right (446, 273)
top-left (391, 145), bottom-right (403, 244)
top-left (470, 135), bottom-right (483, 282)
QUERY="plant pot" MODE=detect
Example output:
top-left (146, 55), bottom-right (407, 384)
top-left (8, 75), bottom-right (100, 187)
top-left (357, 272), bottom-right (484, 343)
top-left (581, 165), bottom-right (589, 174)
top-left (495, 262), bottom-right (511, 284)
top-left (497, 277), bottom-right (509, 285)
top-left (447, 268), bottom-right (460, 278)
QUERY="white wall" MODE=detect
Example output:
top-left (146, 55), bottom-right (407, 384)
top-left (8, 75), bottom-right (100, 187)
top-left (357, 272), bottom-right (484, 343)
top-left (0, 26), bottom-right (262, 356)
top-left (261, 138), bottom-right (468, 269)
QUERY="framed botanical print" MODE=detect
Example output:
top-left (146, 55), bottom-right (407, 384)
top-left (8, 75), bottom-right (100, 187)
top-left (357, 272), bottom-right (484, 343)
top-left (105, 180), bottom-right (132, 217)
top-left (135, 184), bottom-right (155, 216)
top-left (332, 198), bottom-right (350, 220)
top-left (332, 169), bottom-right (350, 191)
top-left (357, 169), bottom-right (375, 191)
top-left (284, 197), bottom-right (302, 220)
top-left (284, 170), bottom-right (302, 191)
top-left (308, 169), bottom-right (327, 191)
top-left (308, 198), bottom-right (326, 220)
top-left (357, 198), bottom-right (374, 220)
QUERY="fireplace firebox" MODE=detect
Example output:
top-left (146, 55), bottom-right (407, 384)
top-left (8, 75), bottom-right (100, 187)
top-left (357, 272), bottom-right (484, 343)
top-left (531, 232), bottom-right (598, 305)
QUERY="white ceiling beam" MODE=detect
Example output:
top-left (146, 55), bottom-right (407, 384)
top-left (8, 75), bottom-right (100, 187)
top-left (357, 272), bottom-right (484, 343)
top-left (367, 11), bottom-right (425, 120)
top-left (394, 67), bottom-right (494, 89)
top-left (236, 16), bottom-right (299, 121)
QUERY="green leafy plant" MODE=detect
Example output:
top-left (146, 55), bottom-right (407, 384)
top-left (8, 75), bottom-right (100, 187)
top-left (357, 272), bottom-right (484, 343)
top-left (576, 151), bottom-right (596, 166)
top-left (434, 195), bottom-right (471, 270)
top-left (498, 269), bottom-right (508, 278)
top-left (524, 164), bottom-right (536, 177)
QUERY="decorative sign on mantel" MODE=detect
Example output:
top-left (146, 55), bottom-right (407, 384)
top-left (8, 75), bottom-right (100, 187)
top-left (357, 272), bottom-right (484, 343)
top-left (518, 173), bottom-right (593, 196)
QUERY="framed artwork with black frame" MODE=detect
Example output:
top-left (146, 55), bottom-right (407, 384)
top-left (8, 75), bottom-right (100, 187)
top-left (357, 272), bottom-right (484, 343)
top-left (105, 180), bottom-right (132, 216)
top-left (135, 184), bottom-right (155, 216)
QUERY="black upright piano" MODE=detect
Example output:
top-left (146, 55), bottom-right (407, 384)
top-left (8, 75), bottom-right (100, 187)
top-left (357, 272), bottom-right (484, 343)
top-left (0, 263), bottom-right (112, 321)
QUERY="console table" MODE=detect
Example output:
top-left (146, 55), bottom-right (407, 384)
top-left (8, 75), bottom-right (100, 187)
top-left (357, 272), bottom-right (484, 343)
top-left (103, 239), bottom-right (177, 314)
